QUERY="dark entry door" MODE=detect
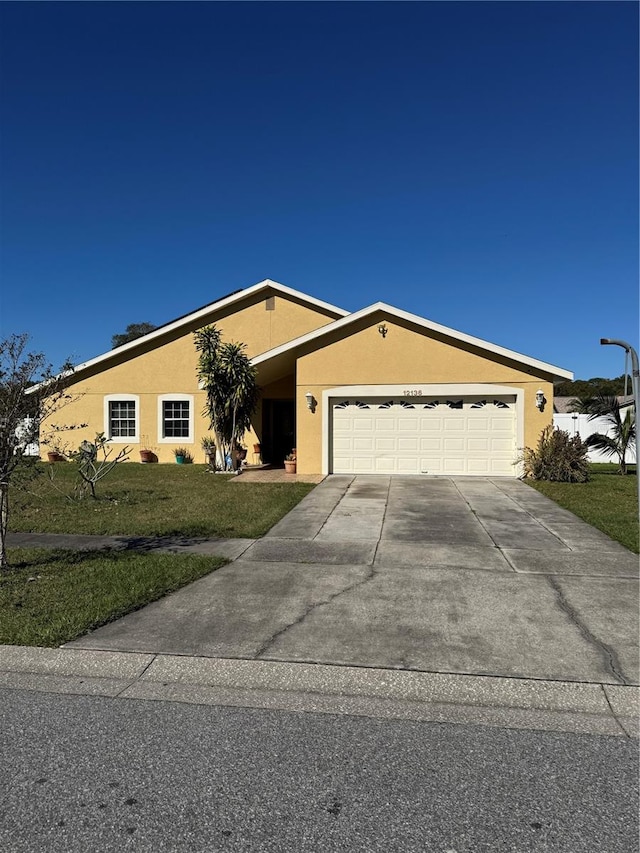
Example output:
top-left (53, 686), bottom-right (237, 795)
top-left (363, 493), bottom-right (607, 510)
top-left (262, 400), bottom-right (295, 464)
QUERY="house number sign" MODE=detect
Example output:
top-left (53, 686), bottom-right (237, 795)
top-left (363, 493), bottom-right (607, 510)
top-left (403, 390), bottom-right (423, 396)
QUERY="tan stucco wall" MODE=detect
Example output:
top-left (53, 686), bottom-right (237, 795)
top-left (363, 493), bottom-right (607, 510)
top-left (43, 293), bottom-right (334, 463)
top-left (294, 319), bottom-right (556, 474)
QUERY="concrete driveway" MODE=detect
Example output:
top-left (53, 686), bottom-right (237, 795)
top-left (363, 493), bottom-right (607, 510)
top-left (68, 476), bottom-right (639, 687)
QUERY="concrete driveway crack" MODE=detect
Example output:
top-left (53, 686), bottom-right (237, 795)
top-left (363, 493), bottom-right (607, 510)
top-left (254, 566), bottom-right (377, 659)
top-left (546, 575), bottom-right (629, 685)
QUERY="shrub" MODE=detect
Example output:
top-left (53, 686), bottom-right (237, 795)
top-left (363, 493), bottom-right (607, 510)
top-left (520, 426), bottom-right (590, 483)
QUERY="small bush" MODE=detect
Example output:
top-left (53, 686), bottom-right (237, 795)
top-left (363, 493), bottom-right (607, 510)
top-left (520, 426), bottom-right (590, 483)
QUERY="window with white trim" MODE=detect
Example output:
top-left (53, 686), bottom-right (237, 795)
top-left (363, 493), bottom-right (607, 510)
top-left (163, 401), bottom-right (189, 437)
top-left (103, 395), bottom-right (140, 443)
top-left (157, 394), bottom-right (194, 443)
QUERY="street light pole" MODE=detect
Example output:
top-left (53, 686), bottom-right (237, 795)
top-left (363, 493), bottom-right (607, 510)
top-left (600, 338), bottom-right (639, 525)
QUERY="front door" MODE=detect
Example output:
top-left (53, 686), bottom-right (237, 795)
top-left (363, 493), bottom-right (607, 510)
top-left (262, 400), bottom-right (295, 464)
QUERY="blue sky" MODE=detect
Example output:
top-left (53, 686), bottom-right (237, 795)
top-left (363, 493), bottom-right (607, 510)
top-left (1, 2), bottom-right (637, 381)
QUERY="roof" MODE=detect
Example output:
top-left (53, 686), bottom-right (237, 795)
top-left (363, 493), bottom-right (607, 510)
top-left (56, 279), bottom-right (349, 382)
top-left (253, 301), bottom-right (574, 382)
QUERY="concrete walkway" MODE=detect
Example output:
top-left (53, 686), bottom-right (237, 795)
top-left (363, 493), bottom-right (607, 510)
top-left (3, 475), bottom-right (638, 736)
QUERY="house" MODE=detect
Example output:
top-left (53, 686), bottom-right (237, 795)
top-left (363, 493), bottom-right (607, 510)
top-left (45, 279), bottom-right (573, 476)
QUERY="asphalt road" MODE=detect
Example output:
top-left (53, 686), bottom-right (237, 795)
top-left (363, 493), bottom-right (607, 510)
top-left (1, 688), bottom-right (637, 853)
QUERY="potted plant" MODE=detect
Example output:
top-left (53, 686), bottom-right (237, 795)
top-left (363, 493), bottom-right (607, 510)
top-left (201, 436), bottom-right (217, 467)
top-left (284, 451), bottom-right (297, 474)
top-left (44, 438), bottom-right (69, 462)
top-left (174, 447), bottom-right (190, 464)
top-left (139, 437), bottom-right (158, 463)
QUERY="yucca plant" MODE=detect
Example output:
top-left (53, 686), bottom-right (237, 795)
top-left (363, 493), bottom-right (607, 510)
top-left (194, 326), bottom-right (259, 471)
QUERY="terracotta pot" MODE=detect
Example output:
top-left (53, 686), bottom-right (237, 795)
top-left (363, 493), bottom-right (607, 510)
top-left (47, 452), bottom-right (65, 463)
top-left (284, 460), bottom-right (297, 474)
top-left (139, 450), bottom-right (157, 463)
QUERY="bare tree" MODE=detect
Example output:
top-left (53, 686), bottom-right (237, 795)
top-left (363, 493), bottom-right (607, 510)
top-left (0, 334), bottom-right (74, 569)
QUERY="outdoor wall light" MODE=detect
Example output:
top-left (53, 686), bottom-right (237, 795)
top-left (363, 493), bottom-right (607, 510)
top-left (305, 391), bottom-right (316, 413)
top-left (378, 323), bottom-right (388, 338)
top-left (535, 389), bottom-right (546, 411)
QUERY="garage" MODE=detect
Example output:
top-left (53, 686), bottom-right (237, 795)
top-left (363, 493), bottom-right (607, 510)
top-left (331, 395), bottom-right (517, 476)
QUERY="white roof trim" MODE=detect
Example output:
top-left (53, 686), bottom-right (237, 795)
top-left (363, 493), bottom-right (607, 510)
top-left (253, 301), bottom-right (573, 380)
top-left (58, 279), bottom-right (349, 379)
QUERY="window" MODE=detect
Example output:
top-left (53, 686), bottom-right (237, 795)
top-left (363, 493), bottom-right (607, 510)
top-left (157, 394), bottom-right (194, 443)
top-left (163, 401), bottom-right (189, 438)
top-left (103, 395), bottom-right (140, 443)
top-left (110, 401), bottom-right (136, 436)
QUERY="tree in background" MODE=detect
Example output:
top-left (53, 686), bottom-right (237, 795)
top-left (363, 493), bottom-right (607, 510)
top-left (0, 334), bottom-right (74, 569)
top-left (578, 395), bottom-right (636, 476)
top-left (555, 374), bottom-right (632, 398)
top-left (111, 322), bottom-right (157, 349)
top-left (194, 326), bottom-right (259, 472)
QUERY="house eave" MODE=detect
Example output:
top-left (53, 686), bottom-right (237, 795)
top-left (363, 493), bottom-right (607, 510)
top-left (252, 301), bottom-right (574, 382)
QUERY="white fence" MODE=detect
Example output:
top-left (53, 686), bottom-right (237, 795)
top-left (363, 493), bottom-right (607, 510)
top-left (553, 413), bottom-right (636, 463)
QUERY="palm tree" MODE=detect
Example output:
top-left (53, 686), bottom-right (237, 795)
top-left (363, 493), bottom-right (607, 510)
top-left (582, 394), bottom-right (636, 475)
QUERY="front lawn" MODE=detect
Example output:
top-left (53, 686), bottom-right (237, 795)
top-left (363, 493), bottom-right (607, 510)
top-left (9, 463), bottom-right (315, 539)
top-left (527, 464), bottom-right (638, 553)
top-left (0, 548), bottom-right (227, 647)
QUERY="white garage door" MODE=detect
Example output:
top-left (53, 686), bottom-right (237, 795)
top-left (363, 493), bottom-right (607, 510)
top-left (331, 396), bottom-right (517, 476)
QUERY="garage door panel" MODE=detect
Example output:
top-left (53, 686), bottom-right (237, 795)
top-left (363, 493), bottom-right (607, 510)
top-left (353, 457), bottom-right (376, 472)
top-left (332, 397), bottom-right (516, 476)
top-left (468, 438), bottom-right (490, 451)
top-left (420, 418), bottom-right (444, 431)
top-left (468, 418), bottom-right (490, 431)
top-left (491, 438), bottom-right (514, 452)
top-left (443, 457), bottom-right (466, 474)
top-left (468, 458), bottom-right (491, 474)
top-left (397, 458), bottom-right (420, 473)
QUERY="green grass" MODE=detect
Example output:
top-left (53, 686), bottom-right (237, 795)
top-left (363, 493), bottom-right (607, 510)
top-left (0, 548), bottom-right (227, 647)
top-left (9, 463), bottom-right (315, 538)
top-left (527, 463), bottom-right (638, 553)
